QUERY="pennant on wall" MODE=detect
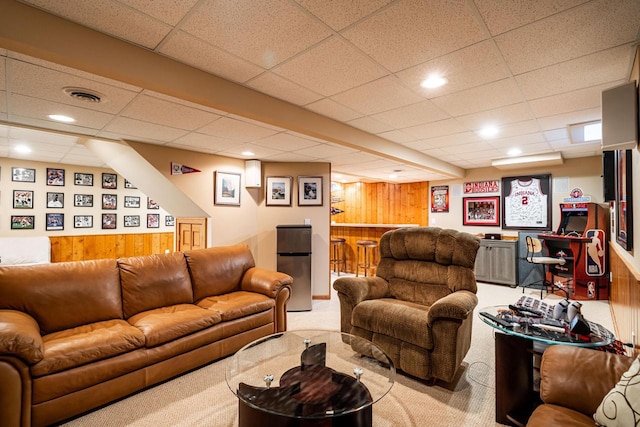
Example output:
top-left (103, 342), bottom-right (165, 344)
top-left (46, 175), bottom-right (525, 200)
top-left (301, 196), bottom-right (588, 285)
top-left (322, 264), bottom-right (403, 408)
top-left (171, 162), bottom-right (201, 175)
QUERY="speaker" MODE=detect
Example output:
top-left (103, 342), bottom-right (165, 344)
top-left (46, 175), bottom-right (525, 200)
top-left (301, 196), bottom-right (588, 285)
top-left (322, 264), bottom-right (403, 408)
top-left (602, 150), bottom-right (616, 202)
top-left (601, 81), bottom-right (638, 150)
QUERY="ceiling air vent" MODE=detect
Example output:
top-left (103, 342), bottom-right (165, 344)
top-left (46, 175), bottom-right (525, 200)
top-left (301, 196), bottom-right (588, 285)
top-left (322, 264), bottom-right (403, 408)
top-left (62, 87), bottom-right (105, 103)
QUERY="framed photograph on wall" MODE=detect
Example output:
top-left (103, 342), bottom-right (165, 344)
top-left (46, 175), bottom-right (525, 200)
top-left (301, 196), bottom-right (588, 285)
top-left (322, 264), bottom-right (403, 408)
top-left (147, 197), bottom-right (160, 209)
top-left (47, 192), bottom-right (64, 208)
top-left (74, 173), bottom-right (93, 186)
top-left (13, 190), bottom-right (33, 209)
top-left (46, 168), bottom-right (65, 186)
top-left (124, 179), bottom-right (137, 189)
top-left (147, 213), bottom-right (160, 228)
top-left (74, 215), bottom-right (93, 228)
top-left (165, 215), bottom-right (175, 226)
top-left (266, 176), bottom-right (292, 206)
top-left (463, 196), bottom-right (500, 226)
top-left (124, 215), bottom-right (140, 227)
top-left (297, 176), bottom-right (323, 206)
top-left (102, 213), bottom-right (117, 229)
top-left (102, 194), bottom-right (117, 210)
top-left (11, 215), bottom-right (35, 230)
top-left (501, 174), bottom-right (552, 230)
top-left (124, 196), bottom-right (141, 208)
top-left (214, 171), bottom-right (241, 206)
top-left (12, 167), bottom-right (36, 183)
top-left (102, 173), bottom-right (117, 189)
top-left (616, 149), bottom-right (633, 251)
top-left (74, 194), bottom-right (93, 207)
top-left (46, 213), bottom-right (64, 231)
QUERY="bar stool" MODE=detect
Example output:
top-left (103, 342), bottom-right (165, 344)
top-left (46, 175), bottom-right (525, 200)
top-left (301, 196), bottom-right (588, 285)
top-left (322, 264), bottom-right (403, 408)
top-left (330, 238), bottom-right (346, 276)
top-left (356, 240), bottom-right (378, 277)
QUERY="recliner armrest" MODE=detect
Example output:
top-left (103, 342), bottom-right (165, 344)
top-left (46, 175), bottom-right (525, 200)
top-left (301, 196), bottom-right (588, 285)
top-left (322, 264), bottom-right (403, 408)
top-left (539, 345), bottom-right (633, 416)
top-left (427, 291), bottom-right (478, 323)
top-left (333, 277), bottom-right (390, 306)
top-left (0, 310), bottom-right (44, 364)
top-left (240, 267), bottom-right (293, 298)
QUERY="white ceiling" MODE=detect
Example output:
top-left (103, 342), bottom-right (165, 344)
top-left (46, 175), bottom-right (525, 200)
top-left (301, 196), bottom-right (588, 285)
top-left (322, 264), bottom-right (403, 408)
top-left (0, 0), bottom-right (639, 183)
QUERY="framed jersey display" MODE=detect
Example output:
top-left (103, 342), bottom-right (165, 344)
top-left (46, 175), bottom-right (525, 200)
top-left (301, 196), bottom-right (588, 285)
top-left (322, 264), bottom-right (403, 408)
top-left (501, 174), bottom-right (552, 230)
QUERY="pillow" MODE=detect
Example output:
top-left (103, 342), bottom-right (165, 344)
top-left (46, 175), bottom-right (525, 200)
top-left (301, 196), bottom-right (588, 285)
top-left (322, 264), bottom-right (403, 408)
top-left (594, 355), bottom-right (640, 426)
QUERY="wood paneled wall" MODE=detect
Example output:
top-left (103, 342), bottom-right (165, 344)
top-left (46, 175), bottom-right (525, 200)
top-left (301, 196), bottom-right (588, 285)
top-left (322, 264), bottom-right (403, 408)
top-left (50, 233), bottom-right (174, 262)
top-left (331, 181), bottom-right (430, 225)
top-left (609, 243), bottom-right (640, 356)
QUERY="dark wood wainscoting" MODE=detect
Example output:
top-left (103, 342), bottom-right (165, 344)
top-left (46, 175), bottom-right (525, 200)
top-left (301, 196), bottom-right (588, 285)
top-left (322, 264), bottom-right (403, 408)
top-left (50, 233), bottom-right (174, 262)
top-left (609, 242), bottom-right (640, 356)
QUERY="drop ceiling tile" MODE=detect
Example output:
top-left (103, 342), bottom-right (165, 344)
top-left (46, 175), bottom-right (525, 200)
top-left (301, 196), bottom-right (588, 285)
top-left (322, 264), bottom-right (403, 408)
top-left (219, 142), bottom-right (283, 158)
top-left (403, 118), bottom-right (468, 140)
top-left (121, 94), bottom-right (219, 131)
top-left (516, 46), bottom-right (633, 100)
top-left (346, 116), bottom-right (394, 134)
top-left (456, 103), bottom-right (534, 131)
top-left (246, 72), bottom-right (324, 106)
top-left (442, 145), bottom-right (495, 158)
top-left (170, 132), bottom-right (237, 152)
top-left (395, 40), bottom-right (511, 97)
top-left (7, 115), bottom-right (101, 137)
top-left (544, 129), bottom-right (569, 142)
top-left (331, 76), bottom-right (425, 115)
top-left (9, 127), bottom-right (80, 146)
top-left (529, 82), bottom-right (622, 118)
top-left (120, 0), bottom-right (199, 26)
top-left (8, 60), bottom-right (139, 114)
top-left (537, 107), bottom-right (601, 131)
top-left (490, 121), bottom-right (541, 140)
top-left (180, 0), bottom-right (331, 68)
top-left (9, 94), bottom-right (115, 129)
top-left (305, 99), bottom-right (363, 122)
top-left (197, 117), bottom-right (280, 142)
top-left (496, 0), bottom-right (640, 74)
top-left (342, 0), bottom-right (485, 72)
top-left (295, 0), bottom-right (393, 31)
top-left (104, 117), bottom-right (188, 142)
top-left (371, 100), bottom-right (449, 128)
top-left (252, 133), bottom-right (320, 151)
top-left (0, 58), bottom-right (5, 91)
top-left (0, 91), bottom-right (6, 113)
top-left (263, 152), bottom-right (316, 162)
top-left (158, 31), bottom-right (264, 84)
top-left (432, 78), bottom-right (524, 117)
top-left (474, 0), bottom-right (588, 36)
top-left (22, 0), bottom-right (172, 49)
top-left (273, 36), bottom-right (388, 96)
top-left (405, 131), bottom-right (480, 150)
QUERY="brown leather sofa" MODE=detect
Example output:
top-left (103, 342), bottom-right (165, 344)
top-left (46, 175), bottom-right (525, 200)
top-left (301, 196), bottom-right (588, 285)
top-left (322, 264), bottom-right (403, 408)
top-left (527, 345), bottom-right (634, 426)
top-left (0, 244), bottom-right (292, 427)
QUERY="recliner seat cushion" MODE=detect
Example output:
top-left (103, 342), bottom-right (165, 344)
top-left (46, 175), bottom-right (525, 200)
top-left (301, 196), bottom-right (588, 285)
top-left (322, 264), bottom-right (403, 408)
top-left (352, 299), bottom-right (433, 349)
top-left (197, 291), bottom-right (274, 321)
top-left (31, 319), bottom-right (145, 377)
top-left (127, 304), bottom-right (222, 348)
top-left (527, 404), bottom-right (596, 426)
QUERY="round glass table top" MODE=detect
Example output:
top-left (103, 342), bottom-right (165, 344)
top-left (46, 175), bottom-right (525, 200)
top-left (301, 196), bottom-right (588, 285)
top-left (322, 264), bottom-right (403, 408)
top-left (478, 305), bottom-right (615, 348)
top-left (225, 329), bottom-right (395, 419)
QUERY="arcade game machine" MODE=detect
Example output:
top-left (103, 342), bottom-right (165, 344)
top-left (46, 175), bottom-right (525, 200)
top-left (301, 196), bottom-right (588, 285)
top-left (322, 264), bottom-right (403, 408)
top-left (538, 202), bottom-right (609, 300)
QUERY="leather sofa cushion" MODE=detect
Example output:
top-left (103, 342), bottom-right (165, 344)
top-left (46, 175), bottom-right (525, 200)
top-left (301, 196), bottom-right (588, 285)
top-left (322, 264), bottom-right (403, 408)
top-left (31, 319), bottom-right (145, 377)
top-left (185, 245), bottom-right (255, 301)
top-left (352, 299), bottom-right (433, 349)
top-left (197, 291), bottom-right (275, 321)
top-left (0, 259), bottom-right (122, 334)
top-left (119, 252), bottom-right (194, 318)
top-left (128, 304), bottom-right (222, 348)
top-left (527, 403), bottom-right (596, 427)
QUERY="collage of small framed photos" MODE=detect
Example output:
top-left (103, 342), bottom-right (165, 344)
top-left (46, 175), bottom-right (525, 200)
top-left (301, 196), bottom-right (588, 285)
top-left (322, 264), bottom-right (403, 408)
top-left (6, 166), bottom-right (175, 232)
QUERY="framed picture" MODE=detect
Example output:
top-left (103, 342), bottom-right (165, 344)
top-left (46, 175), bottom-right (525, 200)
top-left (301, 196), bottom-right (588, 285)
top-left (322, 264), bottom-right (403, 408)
top-left (102, 194), bottom-right (117, 210)
top-left (74, 172), bottom-right (93, 186)
top-left (46, 213), bottom-right (64, 231)
top-left (266, 176), bottom-right (292, 206)
top-left (47, 192), bottom-right (64, 208)
top-left (616, 149), bottom-right (633, 251)
top-left (102, 213), bottom-right (117, 229)
top-left (297, 176), bottom-right (323, 206)
top-left (13, 190), bottom-right (33, 209)
top-left (165, 215), bottom-right (175, 226)
top-left (74, 194), bottom-right (93, 207)
top-left (124, 215), bottom-right (140, 227)
top-left (124, 196), bottom-right (141, 208)
top-left (46, 168), bottom-right (65, 186)
top-left (147, 197), bottom-right (160, 209)
top-left (214, 171), bottom-right (241, 206)
top-left (124, 179), bottom-right (137, 189)
top-left (11, 215), bottom-right (35, 230)
top-left (74, 215), bottom-right (93, 228)
top-left (12, 167), bottom-right (35, 183)
top-left (501, 174), bottom-right (552, 230)
top-left (431, 185), bottom-right (449, 213)
top-left (102, 173), bottom-right (117, 189)
top-left (147, 213), bottom-right (160, 228)
top-left (463, 196), bottom-right (500, 226)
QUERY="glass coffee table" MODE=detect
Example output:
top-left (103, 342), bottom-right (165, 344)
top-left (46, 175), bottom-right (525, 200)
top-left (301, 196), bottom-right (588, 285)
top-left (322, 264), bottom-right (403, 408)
top-left (226, 330), bottom-right (395, 427)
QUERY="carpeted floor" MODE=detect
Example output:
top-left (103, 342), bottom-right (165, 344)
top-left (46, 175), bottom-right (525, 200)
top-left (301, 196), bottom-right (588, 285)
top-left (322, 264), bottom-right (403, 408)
top-left (61, 277), bottom-right (615, 426)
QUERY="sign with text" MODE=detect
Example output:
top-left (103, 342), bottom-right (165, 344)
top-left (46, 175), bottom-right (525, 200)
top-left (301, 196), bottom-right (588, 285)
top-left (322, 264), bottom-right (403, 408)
top-left (464, 180), bottom-right (499, 194)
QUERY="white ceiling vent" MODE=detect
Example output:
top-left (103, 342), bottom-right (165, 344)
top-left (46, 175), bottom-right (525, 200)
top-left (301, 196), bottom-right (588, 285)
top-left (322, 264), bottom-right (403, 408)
top-left (62, 87), bottom-right (105, 103)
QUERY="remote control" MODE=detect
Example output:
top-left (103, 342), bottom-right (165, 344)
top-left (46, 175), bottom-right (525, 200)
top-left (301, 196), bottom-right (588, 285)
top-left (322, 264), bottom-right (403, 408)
top-left (479, 312), bottom-right (515, 329)
top-left (508, 305), bottom-right (542, 317)
top-left (532, 323), bottom-right (566, 333)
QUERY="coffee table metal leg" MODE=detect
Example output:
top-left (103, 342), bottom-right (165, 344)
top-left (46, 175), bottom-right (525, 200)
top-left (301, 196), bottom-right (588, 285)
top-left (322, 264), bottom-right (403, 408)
top-left (238, 399), bottom-right (372, 427)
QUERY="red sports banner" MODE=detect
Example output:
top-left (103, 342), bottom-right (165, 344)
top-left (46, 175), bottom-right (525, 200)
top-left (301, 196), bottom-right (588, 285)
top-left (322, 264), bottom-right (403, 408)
top-left (463, 180), bottom-right (499, 194)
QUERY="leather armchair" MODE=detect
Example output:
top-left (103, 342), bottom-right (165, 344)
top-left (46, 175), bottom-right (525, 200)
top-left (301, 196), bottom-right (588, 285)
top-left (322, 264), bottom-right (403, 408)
top-left (333, 227), bottom-right (480, 383)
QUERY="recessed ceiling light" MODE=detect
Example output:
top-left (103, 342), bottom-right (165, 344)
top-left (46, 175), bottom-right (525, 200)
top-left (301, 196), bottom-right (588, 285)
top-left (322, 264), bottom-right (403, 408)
top-left (479, 125), bottom-right (499, 139)
top-left (420, 74), bottom-right (448, 89)
top-left (14, 145), bottom-right (32, 154)
top-left (507, 148), bottom-right (522, 157)
top-left (389, 174), bottom-right (398, 179)
top-left (241, 151), bottom-right (255, 156)
top-left (48, 114), bottom-right (75, 123)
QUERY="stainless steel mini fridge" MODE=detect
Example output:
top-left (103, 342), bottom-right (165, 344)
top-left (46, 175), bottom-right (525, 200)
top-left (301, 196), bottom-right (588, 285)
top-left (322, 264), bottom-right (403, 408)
top-left (276, 224), bottom-right (312, 311)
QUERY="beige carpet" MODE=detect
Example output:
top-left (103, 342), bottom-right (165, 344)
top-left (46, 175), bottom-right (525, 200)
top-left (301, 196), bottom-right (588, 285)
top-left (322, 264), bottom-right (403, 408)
top-left (61, 278), bottom-right (615, 427)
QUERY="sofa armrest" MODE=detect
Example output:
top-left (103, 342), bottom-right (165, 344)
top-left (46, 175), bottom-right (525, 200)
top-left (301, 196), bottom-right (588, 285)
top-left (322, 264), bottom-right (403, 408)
top-left (539, 345), bottom-right (634, 416)
top-left (333, 277), bottom-right (390, 334)
top-left (427, 291), bottom-right (478, 324)
top-left (240, 267), bottom-right (293, 298)
top-left (0, 310), bottom-right (44, 364)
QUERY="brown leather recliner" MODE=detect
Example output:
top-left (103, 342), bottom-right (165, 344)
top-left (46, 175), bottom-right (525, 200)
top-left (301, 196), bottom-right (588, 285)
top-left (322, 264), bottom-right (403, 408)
top-left (333, 227), bottom-right (480, 383)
